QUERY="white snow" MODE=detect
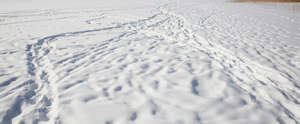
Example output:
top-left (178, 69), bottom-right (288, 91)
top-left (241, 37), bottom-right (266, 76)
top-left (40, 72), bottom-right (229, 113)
top-left (0, 0), bottom-right (300, 124)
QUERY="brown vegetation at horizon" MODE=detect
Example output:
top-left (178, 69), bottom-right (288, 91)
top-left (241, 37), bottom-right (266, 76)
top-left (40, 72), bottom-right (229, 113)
top-left (233, 0), bottom-right (300, 2)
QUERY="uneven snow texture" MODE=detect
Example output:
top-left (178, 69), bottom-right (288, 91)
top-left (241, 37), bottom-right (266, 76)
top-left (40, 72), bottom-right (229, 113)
top-left (0, 0), bottom-right (300, 124)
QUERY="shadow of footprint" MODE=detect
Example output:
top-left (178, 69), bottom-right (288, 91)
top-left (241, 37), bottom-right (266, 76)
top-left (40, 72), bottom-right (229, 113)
top-left (129, 112), bottom-right (137, 121)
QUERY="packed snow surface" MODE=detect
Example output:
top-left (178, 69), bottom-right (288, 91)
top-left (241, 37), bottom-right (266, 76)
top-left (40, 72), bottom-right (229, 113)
top-left (0, 0), bottom-right (300, 124)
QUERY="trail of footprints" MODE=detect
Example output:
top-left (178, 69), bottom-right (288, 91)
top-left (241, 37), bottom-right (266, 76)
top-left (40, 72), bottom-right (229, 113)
top-left (28, 7), bottom-right (300, 123)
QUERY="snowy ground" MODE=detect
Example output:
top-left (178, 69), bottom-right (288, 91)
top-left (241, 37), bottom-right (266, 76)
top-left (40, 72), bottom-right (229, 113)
top-left (0, 0), bottom-right (300, 124)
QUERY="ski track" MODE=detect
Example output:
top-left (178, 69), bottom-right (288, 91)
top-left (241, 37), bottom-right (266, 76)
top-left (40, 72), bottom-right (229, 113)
top-left (0, 1), bottom-right (300, 124)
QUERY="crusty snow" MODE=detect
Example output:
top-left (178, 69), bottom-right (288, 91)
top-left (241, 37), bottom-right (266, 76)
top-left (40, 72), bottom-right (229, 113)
top-left (0, 0), bottom-right (300, 124)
